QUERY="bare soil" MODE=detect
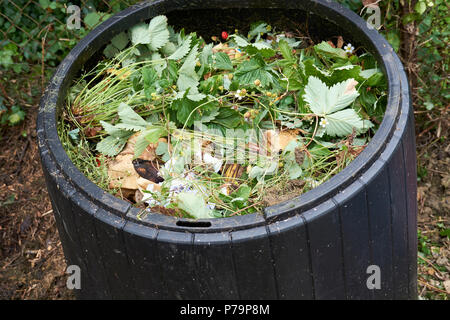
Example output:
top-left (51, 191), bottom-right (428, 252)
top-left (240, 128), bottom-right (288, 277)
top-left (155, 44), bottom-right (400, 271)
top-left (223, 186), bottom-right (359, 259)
top-left (0, 104), bottom-right (72, 299)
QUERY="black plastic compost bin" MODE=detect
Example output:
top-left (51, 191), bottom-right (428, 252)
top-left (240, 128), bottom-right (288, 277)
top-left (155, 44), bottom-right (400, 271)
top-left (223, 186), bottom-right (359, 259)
top-left (37, 0), bottom-right (417, 299)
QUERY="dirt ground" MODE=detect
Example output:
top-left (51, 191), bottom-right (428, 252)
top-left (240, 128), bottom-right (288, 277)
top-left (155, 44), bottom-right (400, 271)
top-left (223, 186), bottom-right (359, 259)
top-left (0, 78), bottom-right (448, 300)
top-left (415, 115), bottom-right (450, 299)
top-left (0, 103), bottom-right (73, 299)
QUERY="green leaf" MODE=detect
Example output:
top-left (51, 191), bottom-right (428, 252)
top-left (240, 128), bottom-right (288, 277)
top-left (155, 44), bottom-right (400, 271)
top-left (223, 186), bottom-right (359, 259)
top-left (286, 161), bottom-right (303, 179)
top-left (171, 95), bottom-right (199, 127)
top-left (235, 55), bottom-right (274, 87)
top-left (415, 1), bottom-right (427, 14)
top-left (325, 109), bottom-right (373, 137)
top-left (111, 32), bottom-right (129, 50)
top-left (248, 22), bottom-right (268, 40)
top-left (177, 192), bottom-right (213, 219)
top-left (96, 135), bottom-right (128, 157)
top-left (168, 36), bottom-right (192, 60)
top-left (161, 42), bottom-right (177, 56)
top-left (386, 31), bottom-right (401, 52)
top-left (103, 44), bottom-right (119, 58)
top-left (303, 76), bottom-right (360, 115)
top-left (7, 106), bottom-right (25, 125)
top-left (246, 42), bottom-right (276, 58)
top-left (144, 126), bottom-right (166, 143)
top-left (424, 101), bottom-right (434, 110)
top-left (68, 128), bottom-right (80, 142)
top-left (147, 15), bottom-right (170, 51)
top-left (134, 131), bottom-right (151, 159)
top-left (231, 35), bottom-right (275, 58)
top-left (213, 52), bottom-right (233, 70)
top-left (142, 67), bottom-right (158, 86)
top-left (39, 0), bottom-right (51, 9)
top-left (200, 108), bottom-right (220, 123)
top-left (314, 41), bottom-right (348, 60)
top-left (232, 35), bottom-right (251, 47)
top-left (155, 141), bottom-right (171, 162)
top-left (130, 22), bottom-right (151, 45)
top-left (177, 44), bottom-right (199, 92)
top-left (84, 12), bottom-right (101, 28)
top-left (100, 121), bottom-right (134, 138)
top-left (212, 108), bottom-right (242, 129)
top-left (279, 40), bottom-right (295, 62)
top-left (116, 103), bottom-right (148, 131)
top-left (249, 162), bottom-right (278, 181)
top-left (231, 184), bottom-right (252, 201)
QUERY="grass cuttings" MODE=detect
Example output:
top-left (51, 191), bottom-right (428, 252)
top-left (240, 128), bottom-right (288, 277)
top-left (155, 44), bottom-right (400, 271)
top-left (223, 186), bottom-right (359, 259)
top-left (59, 16), bottom-right (388, 219)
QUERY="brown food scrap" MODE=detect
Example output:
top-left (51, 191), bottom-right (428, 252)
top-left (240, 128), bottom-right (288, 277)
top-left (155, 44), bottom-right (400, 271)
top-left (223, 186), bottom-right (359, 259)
top-left (337, 36), bottom-right (344, 49)
top-left (213, 42), bottom-right (237, 59)
top-left (84, 126), bottom-right (101, 138)
top-left (132, 158), bottom-right (164, 183)
top-left (294, 148), bottom-right (305, 165)
top-left (222, 163), bottom-right (244, 189)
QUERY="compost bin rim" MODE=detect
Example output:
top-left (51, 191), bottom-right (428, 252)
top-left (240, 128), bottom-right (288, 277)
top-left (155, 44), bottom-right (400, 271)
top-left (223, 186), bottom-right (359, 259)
top-left (37, 0), bottom-right (408, 234)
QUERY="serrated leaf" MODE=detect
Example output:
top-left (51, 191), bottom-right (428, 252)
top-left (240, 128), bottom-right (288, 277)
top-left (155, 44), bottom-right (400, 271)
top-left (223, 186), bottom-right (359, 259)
top-left (314, 41), bottom-right (348, 60)
top-left (103, 44), bottom-right (119, 58)
top-left (212, 108), bottom-right (242, 129)
top-left (279, 40), bottom-right (295, 62)
top-left (231, 35), bottom-right (275, 58)
top-left (177, 192), bottom-right (213, 219)
top-left (172, 95), bottom-right (197, 126)
top-left (117, 103), bottom-right (148, 130)
top-left (246, 42), bottom-right (276, 58)
top-left (168, 36), bottom-right (192, 60)
top-left (232, 35), bottom-right (250, 47)
top-left (303, 76), bottom-right (359, 115)
top-left (134, 131), bottom-right (151, 158)
top-left (235, 56), bottom-right (274, 87)
top-left (151, 52), bottom-right (167, 76)
top-left (100, 120), bottom-right (132, 137)
top-left (200, 108), bottom-right (220, 123)
top-left (286, 161), bottom-right (302, 179)
top-left (325, 109), bottom-right (373, 137)
top-left (248, 23), bottom-right (268, 40)
top-left (111, 32), bottom-right (129, 50)
top-left (213, 52), bottom-right (233, 70)
top-left (130, 22), bottom-right (151, 45)
top-left (161, 42), bottom-right (177, 56)
top-left (177, 44), bottom-right (199, 92)
top-left (148, 15), bottom-right (170, 51)
top-left (96, 135), bottom-right (128, 157)
top-left (155, 141), bottom-right (171, 162)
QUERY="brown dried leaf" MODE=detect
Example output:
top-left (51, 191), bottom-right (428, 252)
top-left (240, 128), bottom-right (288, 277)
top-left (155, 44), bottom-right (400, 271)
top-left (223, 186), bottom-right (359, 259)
top-left (84, 126), bottom-right (101, 138)
top-left (265, 129), bottom-right (300, 152)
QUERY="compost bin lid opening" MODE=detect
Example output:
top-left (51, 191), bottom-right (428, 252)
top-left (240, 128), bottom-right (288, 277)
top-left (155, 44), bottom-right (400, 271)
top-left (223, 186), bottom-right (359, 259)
top-left (37, 0), bottom-right (404, 233)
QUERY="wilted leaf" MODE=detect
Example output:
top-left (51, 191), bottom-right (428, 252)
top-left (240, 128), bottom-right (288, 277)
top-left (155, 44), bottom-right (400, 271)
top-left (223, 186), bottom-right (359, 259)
top-left (177, 192), bottom-right (213, 219)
